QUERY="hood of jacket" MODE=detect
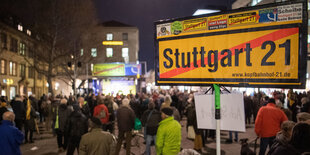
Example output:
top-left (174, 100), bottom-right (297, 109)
top-left (276, 131), bottom-right (290, 145)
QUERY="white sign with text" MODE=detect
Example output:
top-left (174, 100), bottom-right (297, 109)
top-left (194, 92), bottom-right (246, 132)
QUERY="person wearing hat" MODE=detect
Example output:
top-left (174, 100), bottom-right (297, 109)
top-left (156, 107), bottom-right (181, 155)
top-left (79, 117), bottom-right (116, 155)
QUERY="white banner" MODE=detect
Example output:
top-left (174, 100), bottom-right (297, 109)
top-left (194, 92), bottom-right (246, 132)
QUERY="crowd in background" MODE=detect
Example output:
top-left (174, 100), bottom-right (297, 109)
top-left (0, 88), bottom-right (310, 155)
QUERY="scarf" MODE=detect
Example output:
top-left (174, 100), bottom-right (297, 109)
top-left (26, 99), bottom-right (31, 120)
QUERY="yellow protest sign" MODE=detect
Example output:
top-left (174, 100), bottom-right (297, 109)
top-left (155, 1), bottom-right (307, 88)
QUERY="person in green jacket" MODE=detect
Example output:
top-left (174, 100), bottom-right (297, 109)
top-left (156, 107), bottom-right (181, 155)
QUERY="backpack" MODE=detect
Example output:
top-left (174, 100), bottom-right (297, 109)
top-left (96, 106), bottom-right (106, 119)
top-left (41, 101), bottom-right (49, 114)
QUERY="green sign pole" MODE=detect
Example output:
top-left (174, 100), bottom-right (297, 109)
top-left (213, 84), bottom-right (221, 155)
top-left (214, 84), bottom-right (221, 119)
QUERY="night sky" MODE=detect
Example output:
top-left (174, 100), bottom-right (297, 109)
top-left (94, 0), bottom-right (233, 71)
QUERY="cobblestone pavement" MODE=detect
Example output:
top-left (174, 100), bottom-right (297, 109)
top-left (21, 119), bottom-right (258, 155)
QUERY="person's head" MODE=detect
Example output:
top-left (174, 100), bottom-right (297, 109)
top-left (60, 98), bottom-right (67, 105)
top-left (290, 123), bottom-right (310, 151)
top-left (73, 104), bottom-right (80, 112)
top-left (275, 99), bottom-right (283, 109)
top-left (161, 107), bottom-right (173, 119)
top-left (88, 117), bottom-right (102, 129)
top-left (122, 98), bottom-right (130, 107)
top-left (164, 95), bottom-right (171, 104)
top-left (268, 98), bottom-right (275, 104)
top-left (78, 97), bottom-right (84, 104)
top-left (263, 96), bottom-right (269, 102)
top-left (148, 101), bottom-right (155, 110)
top-left (297, 112), bottom-right (310, 124)
top-left (97, 97), bottom-right (105, 105)
top-left (279, 121), bottom-right (296, 138)
top-left (301, 97), bottom-right (309, 105)
top-left (2, 111), bottom-right (15, 122)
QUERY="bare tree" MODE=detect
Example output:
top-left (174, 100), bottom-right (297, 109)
top-left (3, 0), bottom-right (99, 95)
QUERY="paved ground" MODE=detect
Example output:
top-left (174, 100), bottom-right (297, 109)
top-left (20, 119), bottom-right (259, 155)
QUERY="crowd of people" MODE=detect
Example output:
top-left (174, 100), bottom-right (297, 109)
top-left (0, 88), bottom-right (309, 155)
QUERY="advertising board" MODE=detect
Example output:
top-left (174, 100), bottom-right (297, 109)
top-left (93, 63), bottom-right (141, 76)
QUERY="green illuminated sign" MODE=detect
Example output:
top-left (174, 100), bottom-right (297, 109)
top-left (93, 64), bottom-right (125, 76)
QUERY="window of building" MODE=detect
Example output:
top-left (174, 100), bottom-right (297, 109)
top-left (81, 49), bottom-right (84, 56)
top-left (10, 37), bottom-right (18, 52)
top-left (18, 24), bottom-right (23, 31)
top-left (26, 29), bottom-right (31, 36)
top-left (9, 61), bottom-right (17, 76)
top-left (106, 48), bottom-right (113, 57)
top-left (91, 48), bottom-right (97, 57)
top-left (122, 48), bottom-right (129, 63)
top-left (122, 48), bottom-right (129, 57)
top-left (19, 42), bottom-right (26, 55)
top-left (0, 59), bottom-right (6, 75)
top-left (1, 33), bottom-right (7, 49)
top-left (20, 64), bottom-right (25, 77)
top-left (106, 33), bottom-right (113, 41)
top-left (122, 33), bottom-right (128, 40)
top-left (28, 67), bottom-right (34, 78)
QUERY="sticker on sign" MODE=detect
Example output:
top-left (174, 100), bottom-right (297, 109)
top-left (157, 23), bottom-right (171, 37)
top-left (183, 17), bottom-right (207, 32)
top-left (277, 4), bottom-right (302, 22)
top-left (208, 15), bottom-right (227, 30)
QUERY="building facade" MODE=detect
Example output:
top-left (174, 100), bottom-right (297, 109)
top-left (54, 20), bottom-right (140, 96)
top-left (0, 15), bottom-right (49, 100)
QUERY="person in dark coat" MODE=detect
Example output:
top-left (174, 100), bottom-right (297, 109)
top-left (244, 94), bottom-right (253, 124)
top-left (78, 97), bottom-right (90, 118)
top-left (130, 94), bottom-right (141, 119)
top-left (115, 98), bottom-right (135, 155)
top-left (29, 95), bottom-right (39, 112)
top-left (269, 123), bottom-right (310, 155)
top-left (141, 101), bottom-right (161, 155)
top-left (268, 121), bottom-right (296, 155)
top-left (0, 111), bottom-right (24, 155)
top-left (65, 104), bottom-right (88, 155)
top-left (301, 101), bottom-right (310, 113)
top-left (10, 95), bottom-right (26, 131)
top-left (86, 94), bottom-right (96, 116)
top-left (24, 98), bottom-right (37, 143)
top-left (53, 99), bottom-right (73, 152)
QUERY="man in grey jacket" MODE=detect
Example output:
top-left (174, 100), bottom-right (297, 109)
top-left (79, 117), bottom-right (115, 155)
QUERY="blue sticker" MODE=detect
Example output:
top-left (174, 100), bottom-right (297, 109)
top-left (259, 8), bottom-right (277, 23)
top-left (125, 64), bottom-right (141, 76)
